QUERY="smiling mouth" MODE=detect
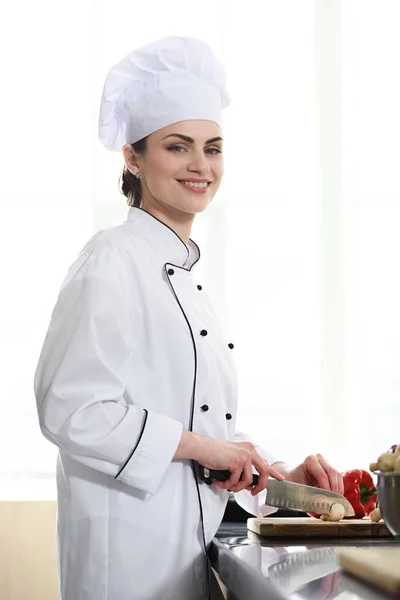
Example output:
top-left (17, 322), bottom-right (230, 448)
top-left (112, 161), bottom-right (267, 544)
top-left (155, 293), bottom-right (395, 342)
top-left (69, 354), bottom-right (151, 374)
top-left (177, 180), bottom-right (211, 189)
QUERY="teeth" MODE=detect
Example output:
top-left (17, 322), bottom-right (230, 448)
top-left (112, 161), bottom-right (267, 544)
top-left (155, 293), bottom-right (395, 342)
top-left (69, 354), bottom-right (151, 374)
top-left (181, 181), bottom-right (208, 189)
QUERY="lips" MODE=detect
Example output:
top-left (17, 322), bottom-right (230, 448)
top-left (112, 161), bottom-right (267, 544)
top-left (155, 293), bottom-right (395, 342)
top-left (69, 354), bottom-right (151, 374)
top-left (177, 179), bottom-right (211, 187)
top-left (176, 179), bottom-right (211, 194)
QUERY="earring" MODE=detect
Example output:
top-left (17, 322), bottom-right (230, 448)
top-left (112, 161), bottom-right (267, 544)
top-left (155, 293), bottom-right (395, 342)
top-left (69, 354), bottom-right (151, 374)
top-left (135, 172), bottom-right (141, 179)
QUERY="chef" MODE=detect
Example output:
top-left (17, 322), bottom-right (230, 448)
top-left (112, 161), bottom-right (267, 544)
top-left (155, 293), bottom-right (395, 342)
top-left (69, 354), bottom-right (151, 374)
top-left (34, 36), bottom-right (344, 600)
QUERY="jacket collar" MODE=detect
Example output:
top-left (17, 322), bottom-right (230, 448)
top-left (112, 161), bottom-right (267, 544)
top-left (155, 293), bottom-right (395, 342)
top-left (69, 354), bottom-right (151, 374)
top-left (126, 207), bottom-right (200, 270)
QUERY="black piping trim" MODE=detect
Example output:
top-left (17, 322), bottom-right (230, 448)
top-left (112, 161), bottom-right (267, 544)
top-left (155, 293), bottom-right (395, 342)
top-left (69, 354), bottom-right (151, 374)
top-left (166, 265), bottom-right (211, 600)
top-left (134, 207), bottom-right (201, 271)
top-left (115, 409), bottom-right (149, 479)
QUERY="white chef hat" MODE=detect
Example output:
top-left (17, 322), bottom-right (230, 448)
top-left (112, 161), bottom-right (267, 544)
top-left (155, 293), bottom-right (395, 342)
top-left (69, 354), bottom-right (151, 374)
top-left (98, 36), bottom-right (230, 152)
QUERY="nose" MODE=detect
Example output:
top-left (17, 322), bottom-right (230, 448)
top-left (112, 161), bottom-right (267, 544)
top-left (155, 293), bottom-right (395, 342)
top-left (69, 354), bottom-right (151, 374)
top-left (187, 150), bottom-right (210, 175)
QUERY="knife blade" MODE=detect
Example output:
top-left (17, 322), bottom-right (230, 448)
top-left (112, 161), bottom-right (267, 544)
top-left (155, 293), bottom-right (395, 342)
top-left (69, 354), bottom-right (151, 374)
top-left (197, 466), bottom-right (355, 517)
top-left (268, 548), bottom-right (339, 593)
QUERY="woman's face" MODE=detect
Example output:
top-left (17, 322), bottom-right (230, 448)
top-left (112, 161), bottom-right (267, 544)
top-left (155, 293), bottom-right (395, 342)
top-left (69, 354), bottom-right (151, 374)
top-left (125, 120), bottom-right (224, 216)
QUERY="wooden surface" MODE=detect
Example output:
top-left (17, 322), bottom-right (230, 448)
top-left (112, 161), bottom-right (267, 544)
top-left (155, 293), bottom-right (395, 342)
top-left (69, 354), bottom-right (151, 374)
top-left (0, 501), bottom-right (58, 600)
top-left (338, 548), bottom-right (400, 597)
top-left (247, 517), bottom-right (391, 538)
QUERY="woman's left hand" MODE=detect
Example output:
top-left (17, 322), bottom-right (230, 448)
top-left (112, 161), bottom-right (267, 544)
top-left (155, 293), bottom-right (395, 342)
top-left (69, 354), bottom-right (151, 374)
top-left (276, 454), bottom-right (344, 495)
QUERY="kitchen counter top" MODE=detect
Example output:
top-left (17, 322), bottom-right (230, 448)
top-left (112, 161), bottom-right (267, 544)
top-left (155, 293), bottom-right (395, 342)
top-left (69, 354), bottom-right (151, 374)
top-left (210, 522), bottom-right (400, 600)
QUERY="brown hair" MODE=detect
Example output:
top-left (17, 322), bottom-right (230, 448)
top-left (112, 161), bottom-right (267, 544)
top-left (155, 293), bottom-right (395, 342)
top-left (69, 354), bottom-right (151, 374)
top-left (119, 136), bottom-right (148, 207)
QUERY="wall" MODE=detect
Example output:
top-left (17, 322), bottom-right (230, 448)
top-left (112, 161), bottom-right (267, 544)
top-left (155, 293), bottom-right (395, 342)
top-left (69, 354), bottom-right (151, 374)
top-left (0, 502), bottom-right (58, 600)
top-left (0, 502), bottom-right (228, 599)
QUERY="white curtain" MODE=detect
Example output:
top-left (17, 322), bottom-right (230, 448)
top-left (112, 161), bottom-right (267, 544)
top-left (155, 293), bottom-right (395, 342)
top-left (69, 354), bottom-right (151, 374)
top-left (1, 0), bottom-right (399, 499)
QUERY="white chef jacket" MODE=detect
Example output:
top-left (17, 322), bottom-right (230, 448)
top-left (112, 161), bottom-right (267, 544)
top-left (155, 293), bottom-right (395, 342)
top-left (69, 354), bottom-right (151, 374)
top-left (34, 207), bottom-right (277, 600)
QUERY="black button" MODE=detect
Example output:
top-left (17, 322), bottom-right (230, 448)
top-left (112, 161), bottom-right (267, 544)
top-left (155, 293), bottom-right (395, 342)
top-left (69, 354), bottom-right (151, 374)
top-left (225, 413), bottom-right (232, 420)
top-left (228, 343), bottom-right (234, 349)
top-left (167, 268), bottom-right (174, 276)
top-left (197, 284), bottom-right (202, 290)
top-left (200, 329), bottom-right (208, 336)
top-left (201, 404), bottom-right (209, 412)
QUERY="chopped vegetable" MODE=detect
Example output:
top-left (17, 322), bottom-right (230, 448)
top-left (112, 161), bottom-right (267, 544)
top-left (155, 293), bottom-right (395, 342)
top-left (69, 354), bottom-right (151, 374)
top-left (369, 507), bottom-right (382, 522)
top-left (320, 503), bottom-right (345, 521)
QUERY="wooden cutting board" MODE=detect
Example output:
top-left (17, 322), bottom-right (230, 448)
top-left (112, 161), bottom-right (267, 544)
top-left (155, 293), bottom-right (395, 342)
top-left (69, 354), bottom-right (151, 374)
top-left (338, 548), bottom-right (400, 597)
top-left (247, 517), bottom-right (391, 538)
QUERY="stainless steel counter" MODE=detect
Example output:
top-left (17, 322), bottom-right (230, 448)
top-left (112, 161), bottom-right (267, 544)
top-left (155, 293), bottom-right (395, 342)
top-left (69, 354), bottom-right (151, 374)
top-left (210, 522), bottom-right (400, 600)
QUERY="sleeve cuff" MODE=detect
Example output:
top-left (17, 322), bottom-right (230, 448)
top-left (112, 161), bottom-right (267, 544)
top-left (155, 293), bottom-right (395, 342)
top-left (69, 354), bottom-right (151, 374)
top-left (115, 410), bottom-right (183, 494)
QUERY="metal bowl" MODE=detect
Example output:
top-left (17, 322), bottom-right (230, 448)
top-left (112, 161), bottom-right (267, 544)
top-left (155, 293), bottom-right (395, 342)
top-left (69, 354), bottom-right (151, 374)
top-left (377, 472), bottom-right (400, 538)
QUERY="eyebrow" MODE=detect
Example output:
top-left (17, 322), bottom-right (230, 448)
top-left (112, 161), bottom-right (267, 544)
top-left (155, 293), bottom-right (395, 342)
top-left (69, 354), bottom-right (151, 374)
top-left (162, 133), bottom-right (223, 144)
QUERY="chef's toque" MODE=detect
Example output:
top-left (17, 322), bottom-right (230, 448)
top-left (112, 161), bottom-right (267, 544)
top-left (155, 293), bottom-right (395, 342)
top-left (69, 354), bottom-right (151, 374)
top-left (98, 36), bottom-right (230, 152)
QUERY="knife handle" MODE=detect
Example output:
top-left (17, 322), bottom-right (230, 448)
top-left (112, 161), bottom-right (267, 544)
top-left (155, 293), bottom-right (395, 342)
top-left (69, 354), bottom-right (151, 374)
top-left (197, 465), bottom-right (259, 486)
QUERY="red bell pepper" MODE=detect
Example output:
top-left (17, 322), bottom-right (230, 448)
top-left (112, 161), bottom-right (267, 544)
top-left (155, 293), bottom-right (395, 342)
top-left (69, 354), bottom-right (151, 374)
top-left (310, 469), bottom-right (377, 519)
top-left (342, 469), bottom-right (377, 518)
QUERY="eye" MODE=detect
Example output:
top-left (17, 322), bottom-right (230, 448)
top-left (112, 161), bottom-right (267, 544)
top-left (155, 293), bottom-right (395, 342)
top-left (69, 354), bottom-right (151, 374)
top-left (167, 145), bottom-right (186, 152)
top-left (205, 147), bottom-right (222, 155)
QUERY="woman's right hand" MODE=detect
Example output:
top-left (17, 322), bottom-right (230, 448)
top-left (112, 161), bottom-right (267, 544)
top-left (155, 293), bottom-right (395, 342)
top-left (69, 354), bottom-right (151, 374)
top-left (174, 431), bottom-right (285, 496)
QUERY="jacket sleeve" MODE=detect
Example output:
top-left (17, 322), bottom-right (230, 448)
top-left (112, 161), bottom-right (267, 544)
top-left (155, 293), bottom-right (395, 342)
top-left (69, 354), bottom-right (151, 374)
top-left (232, 430), bottom-right (279, 517)
top-left (34, 242), bottom-right (183, 496)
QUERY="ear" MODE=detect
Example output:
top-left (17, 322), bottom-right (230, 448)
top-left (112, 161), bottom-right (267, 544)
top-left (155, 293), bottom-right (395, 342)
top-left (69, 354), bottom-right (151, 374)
top-left (122, 144), bottom-right (141, 175)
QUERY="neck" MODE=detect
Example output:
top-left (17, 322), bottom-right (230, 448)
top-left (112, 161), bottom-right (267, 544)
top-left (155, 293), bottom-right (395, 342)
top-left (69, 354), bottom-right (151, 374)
top-left (140, 199), bottom-right (195, 245)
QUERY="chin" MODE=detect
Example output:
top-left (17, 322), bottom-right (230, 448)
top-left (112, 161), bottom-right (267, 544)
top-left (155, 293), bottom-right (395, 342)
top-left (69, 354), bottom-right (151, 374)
top-left (186, 199), bottom-right (212, 215)
top-left (172, 195), bottom-right (213, 216)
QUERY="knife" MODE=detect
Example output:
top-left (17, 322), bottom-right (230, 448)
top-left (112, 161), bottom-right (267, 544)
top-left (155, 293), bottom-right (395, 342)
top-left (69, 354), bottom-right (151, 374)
top-left (268, 548), bottom-right (340, 593)
top-left (197, 466), bottom-right (355, 517)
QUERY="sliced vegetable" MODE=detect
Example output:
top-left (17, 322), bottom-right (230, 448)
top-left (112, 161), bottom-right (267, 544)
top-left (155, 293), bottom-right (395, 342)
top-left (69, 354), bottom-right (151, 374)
top-left (320, 503), bottom-right (345, 521)
top-left (309, 469), bottom-right (377, 520)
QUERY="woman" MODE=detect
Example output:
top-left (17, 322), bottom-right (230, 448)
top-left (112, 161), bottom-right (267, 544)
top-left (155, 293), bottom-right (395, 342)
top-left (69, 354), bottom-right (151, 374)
top-left (34, 37), bottom-right (344, 600)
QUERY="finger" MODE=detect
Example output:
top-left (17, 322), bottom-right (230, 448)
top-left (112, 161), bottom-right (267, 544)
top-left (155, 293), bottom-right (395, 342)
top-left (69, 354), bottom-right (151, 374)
top-left (213, 469), bottom-right (241, 491)
top-left (252, 456), bottom-right (286, 483)
top-left (269, 465), bottom-right (286, 481)
top-left (250, 458), bottom-right (270, 496)
top-left (214, 480), bottom-right (229, 489)
top-left (306, 455), bottom-right (331, 490)
top-left (250, 454), bottom-right (286, 496)
top-left (229, 460), bottom-right (253, 493)
top-left (329, 471), bottom-right (342, 495)
top-left (333, 471), bottom-right (344, 496)
top-left (337, 472), bottom-right (344, 496)
top-left (317, 454), bottom-right (343, 493)
top-left (225, 469), bottom-right (242, 490)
